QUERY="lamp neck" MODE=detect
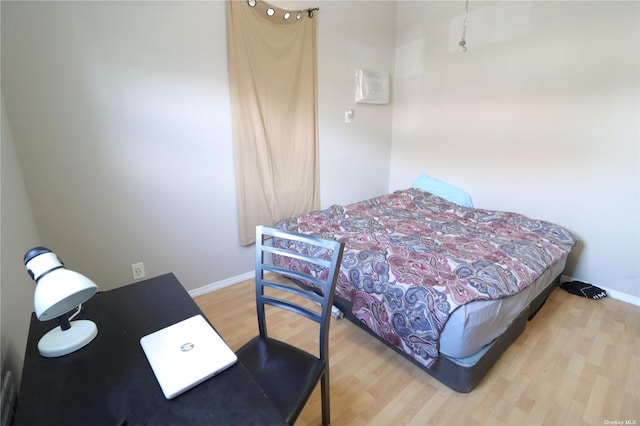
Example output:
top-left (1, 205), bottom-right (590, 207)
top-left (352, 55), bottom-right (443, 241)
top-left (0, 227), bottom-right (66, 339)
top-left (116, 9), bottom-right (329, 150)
top-left (58, 314), bottom-right (71, 331)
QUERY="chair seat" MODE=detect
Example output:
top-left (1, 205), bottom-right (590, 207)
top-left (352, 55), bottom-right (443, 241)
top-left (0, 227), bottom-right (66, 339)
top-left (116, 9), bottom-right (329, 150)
top-left (236, 336), bottom-right (326, 424)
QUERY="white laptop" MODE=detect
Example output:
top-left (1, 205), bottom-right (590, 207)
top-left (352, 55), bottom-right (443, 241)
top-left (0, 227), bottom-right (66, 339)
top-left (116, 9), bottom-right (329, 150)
top-left (140, 314), bottom-right (238, 399)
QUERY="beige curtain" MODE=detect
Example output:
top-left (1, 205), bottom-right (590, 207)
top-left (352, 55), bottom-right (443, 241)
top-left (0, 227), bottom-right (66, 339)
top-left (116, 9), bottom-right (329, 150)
top-left (227, 0), bottom-right (320, 246)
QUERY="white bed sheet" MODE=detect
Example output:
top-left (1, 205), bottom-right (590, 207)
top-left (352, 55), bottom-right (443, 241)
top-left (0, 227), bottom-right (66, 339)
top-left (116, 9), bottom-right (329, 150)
top-left (439, 259), bottom-right (566, 359)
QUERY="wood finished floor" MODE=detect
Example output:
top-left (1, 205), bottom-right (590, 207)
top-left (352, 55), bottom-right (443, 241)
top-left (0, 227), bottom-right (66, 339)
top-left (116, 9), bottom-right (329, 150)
top-left (195, 280), bottom-right (639, 425)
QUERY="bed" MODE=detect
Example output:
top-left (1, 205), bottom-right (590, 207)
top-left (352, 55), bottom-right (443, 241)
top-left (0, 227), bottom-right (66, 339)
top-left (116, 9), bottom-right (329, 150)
top-left (274, 188), bottom-right (577, 392)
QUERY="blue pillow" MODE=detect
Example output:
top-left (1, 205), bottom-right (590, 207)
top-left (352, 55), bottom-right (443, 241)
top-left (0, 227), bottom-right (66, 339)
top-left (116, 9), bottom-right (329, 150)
top-left (411, 174), bottom-right (473, 207)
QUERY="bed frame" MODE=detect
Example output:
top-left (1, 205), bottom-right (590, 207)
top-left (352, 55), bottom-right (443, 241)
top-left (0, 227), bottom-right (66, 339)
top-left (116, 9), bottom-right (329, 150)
top-left (329, 273), bottom-right (562, 393)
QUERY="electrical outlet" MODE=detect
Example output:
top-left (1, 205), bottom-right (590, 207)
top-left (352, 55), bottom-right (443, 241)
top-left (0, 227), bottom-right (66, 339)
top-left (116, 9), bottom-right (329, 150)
top-left (131, 262), bottom-right (145, 280)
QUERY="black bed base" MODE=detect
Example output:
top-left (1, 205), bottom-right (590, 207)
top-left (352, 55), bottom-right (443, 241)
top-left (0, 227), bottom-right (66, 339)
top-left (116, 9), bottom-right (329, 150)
top-left (330, 273), bottom-right (562, 393)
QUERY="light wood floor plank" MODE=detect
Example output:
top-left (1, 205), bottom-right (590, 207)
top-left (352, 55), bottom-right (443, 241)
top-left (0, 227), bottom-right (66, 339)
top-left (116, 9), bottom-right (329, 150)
top-left (195, 280), bottom-right (640, 425)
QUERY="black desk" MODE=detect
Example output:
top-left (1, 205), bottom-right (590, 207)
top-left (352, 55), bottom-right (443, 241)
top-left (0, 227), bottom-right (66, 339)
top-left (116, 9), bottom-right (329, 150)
top-left (14, 273), bottom-right (285, 426)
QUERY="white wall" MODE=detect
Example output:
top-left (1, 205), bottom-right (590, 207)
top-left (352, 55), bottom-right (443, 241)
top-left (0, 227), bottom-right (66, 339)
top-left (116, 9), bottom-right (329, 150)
top-left (2, 1), bottom-right (249, 292)
top-left (313, 1), bottom-right (396, 207)
top-left (1, 1), bottom-right (395, 294)
top-left (390, 1), bottom-right (639, 300)
top-left (1, 97), bottom-right (42, 389)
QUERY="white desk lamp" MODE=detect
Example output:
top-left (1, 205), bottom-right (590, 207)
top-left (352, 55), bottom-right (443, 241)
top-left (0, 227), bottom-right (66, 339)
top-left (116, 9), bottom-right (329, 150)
top-left (24, 247), bottom-right (99, 357)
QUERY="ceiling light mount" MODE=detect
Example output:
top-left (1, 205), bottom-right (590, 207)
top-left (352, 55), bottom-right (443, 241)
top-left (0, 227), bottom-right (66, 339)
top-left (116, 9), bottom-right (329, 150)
top-left (459, 0), bottom-right (469, 52)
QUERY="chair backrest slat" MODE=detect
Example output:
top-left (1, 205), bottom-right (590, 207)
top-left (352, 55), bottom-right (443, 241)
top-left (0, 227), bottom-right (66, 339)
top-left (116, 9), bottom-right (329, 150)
top-left (262, 245), bottom-right (333, 269)
top-left (261, 279), bottom-right (324, 306)
top-left (261, 265), bottom-right (328, 293)
top-left (261, 295), bottom-right (321, 324)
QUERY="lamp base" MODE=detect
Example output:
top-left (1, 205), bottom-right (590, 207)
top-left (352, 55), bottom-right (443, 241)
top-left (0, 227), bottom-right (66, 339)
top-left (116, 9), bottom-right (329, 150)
top-left (38, 320), bottom-right (98, 357)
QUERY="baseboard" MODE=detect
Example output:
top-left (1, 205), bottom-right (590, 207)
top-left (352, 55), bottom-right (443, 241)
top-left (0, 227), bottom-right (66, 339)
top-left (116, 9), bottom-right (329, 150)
top-left (188, 271), bottom-right (253, 298)
top-left (561, 274), bottom-right (640, 307)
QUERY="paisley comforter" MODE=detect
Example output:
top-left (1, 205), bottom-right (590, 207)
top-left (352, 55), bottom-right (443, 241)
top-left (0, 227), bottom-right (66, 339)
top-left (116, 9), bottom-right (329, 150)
top-left (275, 188), bottom-right (577, 368)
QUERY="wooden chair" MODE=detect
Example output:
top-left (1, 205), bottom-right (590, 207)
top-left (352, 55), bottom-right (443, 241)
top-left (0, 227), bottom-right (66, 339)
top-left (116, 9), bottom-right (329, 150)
top-left (236, 225), bottom-right (345, 425)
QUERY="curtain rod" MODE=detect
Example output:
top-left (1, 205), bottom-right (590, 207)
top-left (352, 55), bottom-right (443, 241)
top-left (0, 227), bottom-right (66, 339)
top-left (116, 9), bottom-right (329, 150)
top-left (307, 7), bottom-right (319, 18)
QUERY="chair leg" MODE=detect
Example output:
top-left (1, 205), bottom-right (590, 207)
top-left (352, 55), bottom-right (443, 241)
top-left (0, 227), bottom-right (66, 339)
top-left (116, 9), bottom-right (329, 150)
top-left (321, 373), bottom-right (330, 425)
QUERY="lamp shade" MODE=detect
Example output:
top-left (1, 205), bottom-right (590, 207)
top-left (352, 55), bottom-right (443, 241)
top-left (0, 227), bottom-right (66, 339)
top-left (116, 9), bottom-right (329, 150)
top-left (24, 248), bottom-right (98, 321)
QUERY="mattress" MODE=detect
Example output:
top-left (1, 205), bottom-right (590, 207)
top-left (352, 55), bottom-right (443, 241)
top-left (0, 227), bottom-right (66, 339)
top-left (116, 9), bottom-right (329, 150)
top-left (440, 257), bottom-right (566, 359)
